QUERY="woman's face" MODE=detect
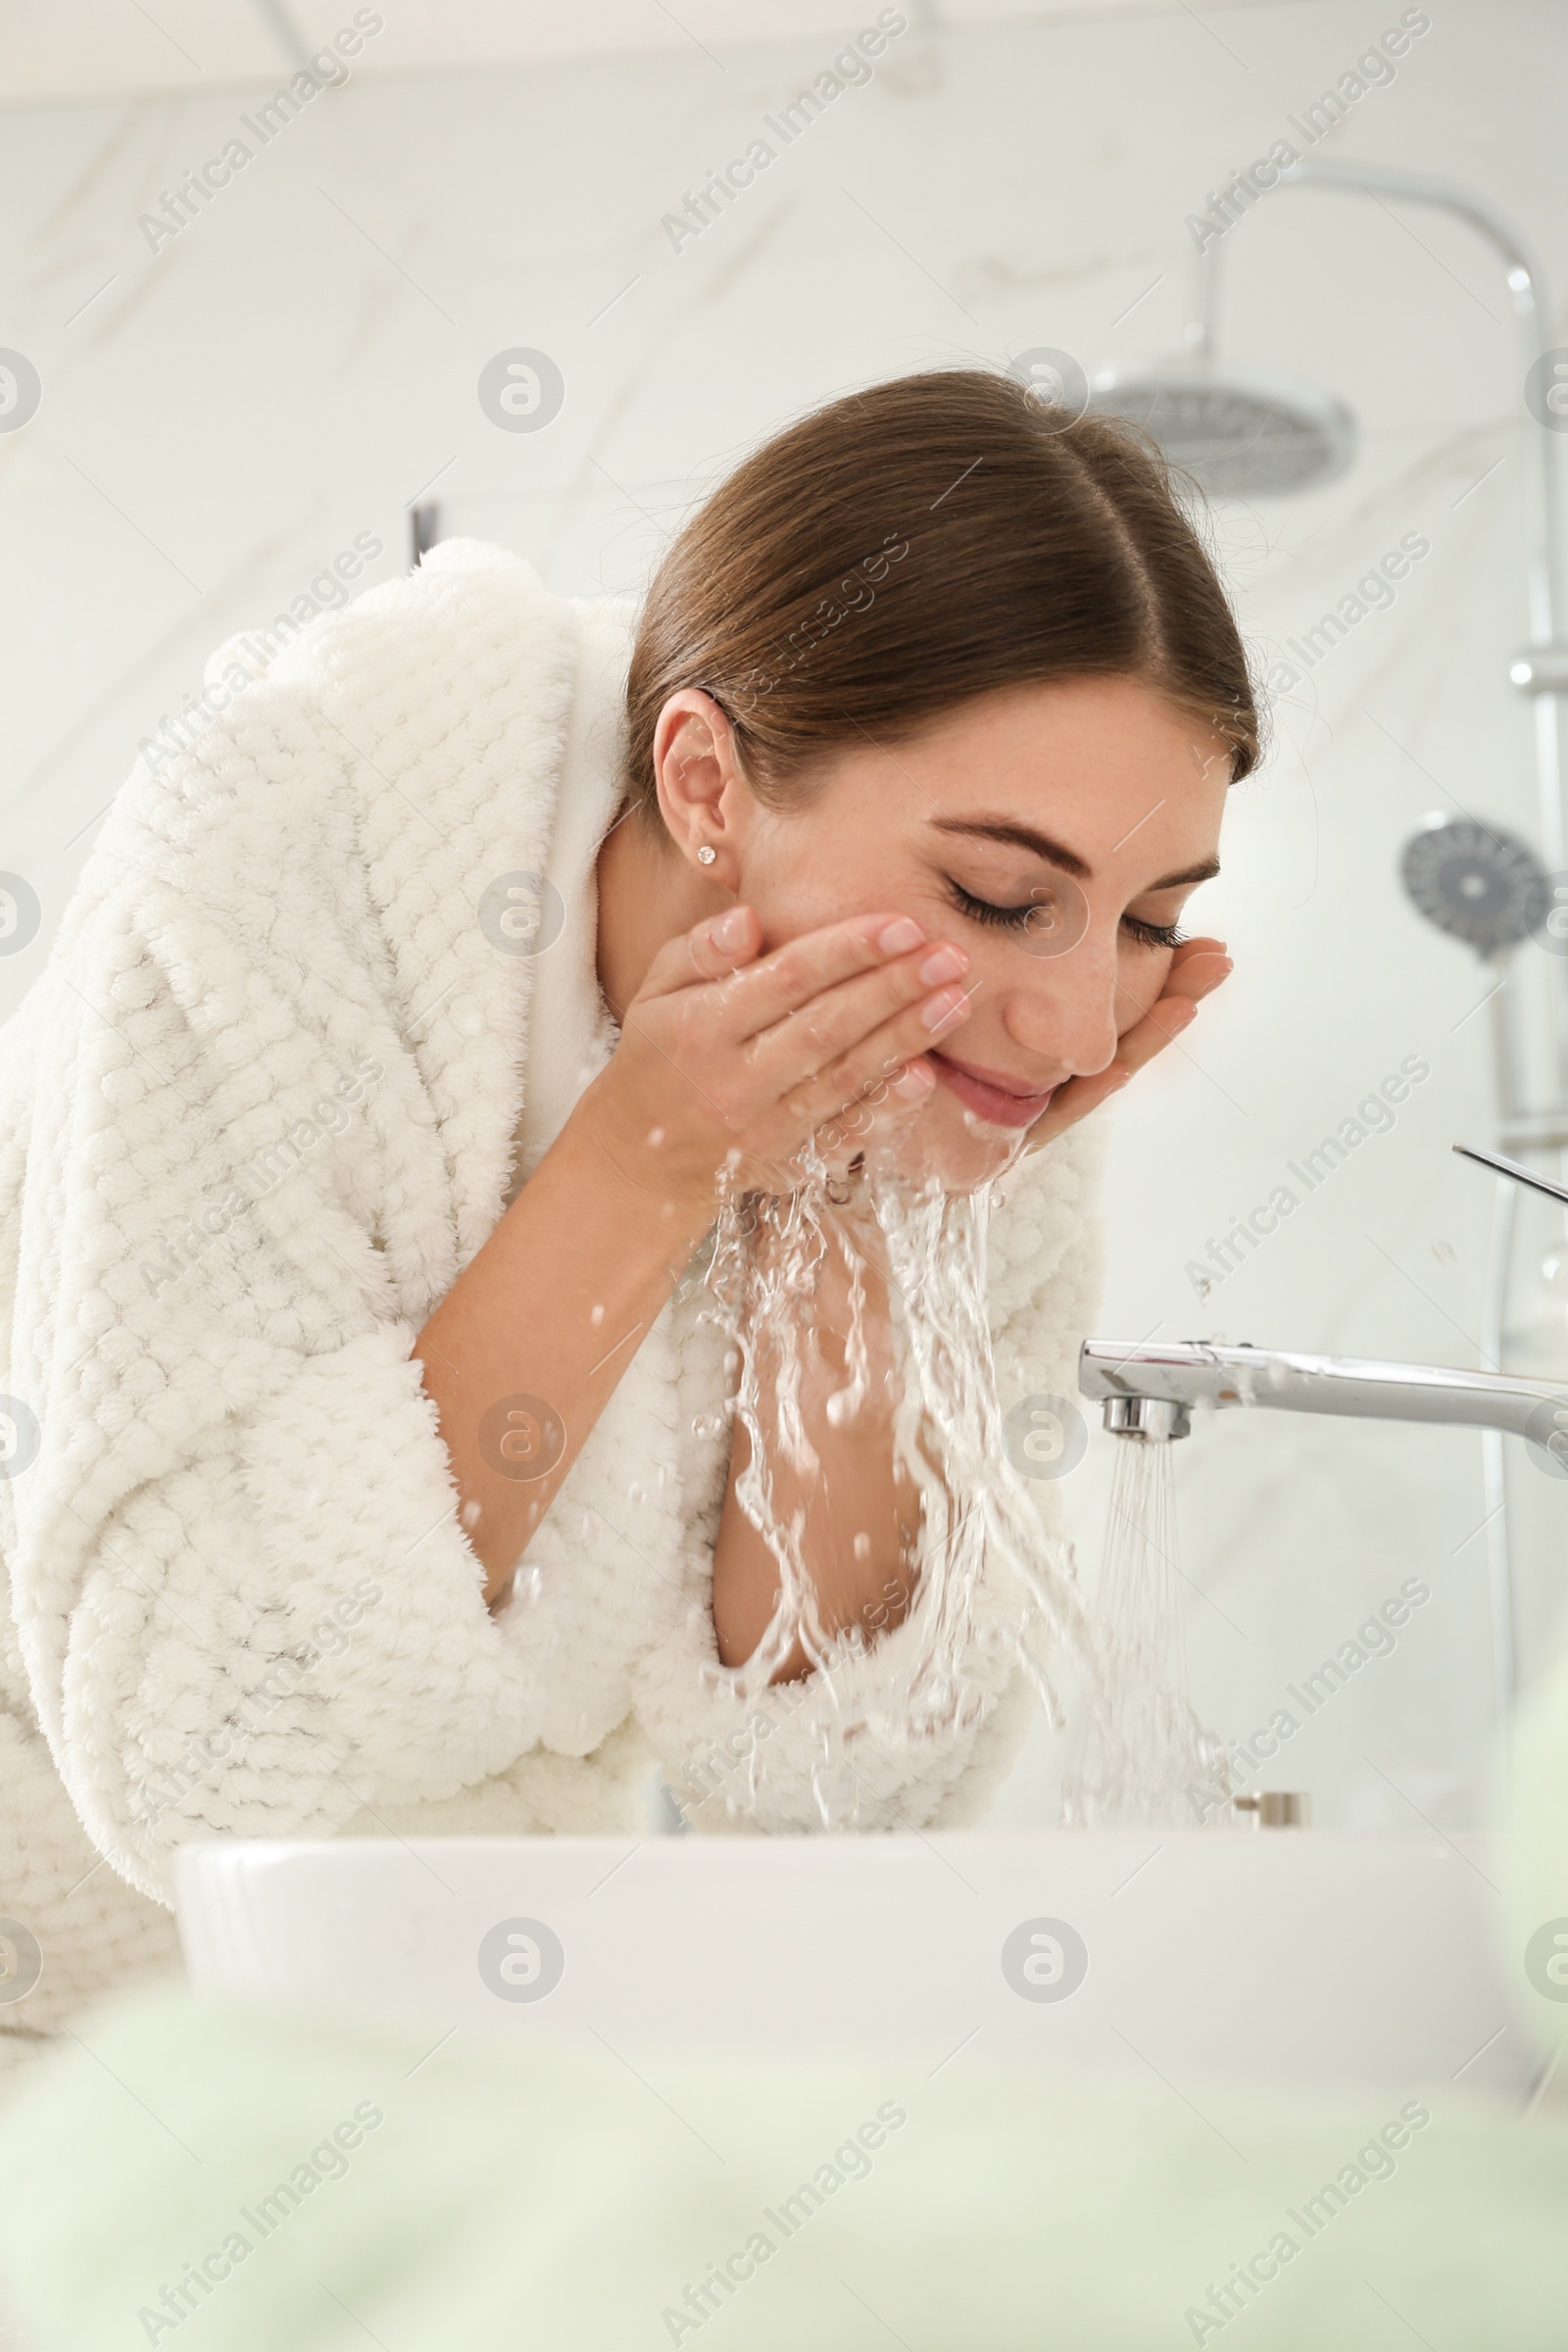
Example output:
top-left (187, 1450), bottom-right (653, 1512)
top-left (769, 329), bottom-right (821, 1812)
top-left (723, 675), bottom-right (1234, 1192)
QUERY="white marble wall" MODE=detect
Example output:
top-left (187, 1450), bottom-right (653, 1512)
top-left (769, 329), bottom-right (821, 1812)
top-left (3, 0), bottom-right (1564, 1829)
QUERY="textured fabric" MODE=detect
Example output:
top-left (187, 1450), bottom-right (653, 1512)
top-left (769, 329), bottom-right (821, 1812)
top-left (0, 540), bottom-right (1105, 2041)
top-left (2, 1984), bottom-right (1567, 2352)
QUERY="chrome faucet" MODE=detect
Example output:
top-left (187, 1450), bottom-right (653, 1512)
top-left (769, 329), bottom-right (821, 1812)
top-left (1076, 1326), bottom-right (1568, 1737)
top-left (1077, 1143), bottom-right (1568, 1726)
top-left (1078, 1335), bottom-right (1568, 1452)
top-left (1078, 1143), bottom-right (1568, 1454)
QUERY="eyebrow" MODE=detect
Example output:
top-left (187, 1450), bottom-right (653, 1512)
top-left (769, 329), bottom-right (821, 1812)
top-left (926, 813), bottom-right (1221, 893)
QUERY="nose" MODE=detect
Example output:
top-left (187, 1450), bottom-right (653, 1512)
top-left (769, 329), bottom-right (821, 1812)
top-left (999, 918), bottom-right (1124, 1079)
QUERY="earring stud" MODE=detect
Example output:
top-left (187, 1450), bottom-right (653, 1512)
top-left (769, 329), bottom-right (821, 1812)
top-left (696, 845), bottom-right (717, 865)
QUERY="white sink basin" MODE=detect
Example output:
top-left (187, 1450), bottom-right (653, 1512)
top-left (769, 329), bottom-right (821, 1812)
top-left (174, 1828), bottom-right (1537, 2098)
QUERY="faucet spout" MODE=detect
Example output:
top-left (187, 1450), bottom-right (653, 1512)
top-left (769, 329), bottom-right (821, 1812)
top-left (1079, 1338), bottom-right (1568, 1449)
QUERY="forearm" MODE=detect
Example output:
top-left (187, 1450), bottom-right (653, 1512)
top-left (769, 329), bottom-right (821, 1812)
top-left (710, 1204), bottom-right (920, 1677)
top-left (413, 1074), bottom-right (714, 1607)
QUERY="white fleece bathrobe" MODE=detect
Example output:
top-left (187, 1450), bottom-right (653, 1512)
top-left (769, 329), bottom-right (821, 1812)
top-left (0, 539), bottom-right (1105, 2055)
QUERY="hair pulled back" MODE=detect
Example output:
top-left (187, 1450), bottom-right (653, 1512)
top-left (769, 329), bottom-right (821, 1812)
top-left (620, 367), bottom-right (1259, 822)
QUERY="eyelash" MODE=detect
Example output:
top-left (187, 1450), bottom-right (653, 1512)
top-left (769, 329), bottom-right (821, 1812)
top-left (944, 881), bottom-right (1188, 952)
top-left (1123, 913), bottom-right (1190, 952)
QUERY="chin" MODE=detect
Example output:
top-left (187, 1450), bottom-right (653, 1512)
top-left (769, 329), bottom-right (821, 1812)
top-left (854, 1092), bottom-right (1038, 1196)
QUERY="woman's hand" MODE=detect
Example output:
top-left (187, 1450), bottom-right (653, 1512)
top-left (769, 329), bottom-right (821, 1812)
top-left (420, 911), bottom-right (972, 1612)
top-left (1023, 936), bottom-right (1234, 1151)
top-left (582, 905), bottom-right (974, 1209)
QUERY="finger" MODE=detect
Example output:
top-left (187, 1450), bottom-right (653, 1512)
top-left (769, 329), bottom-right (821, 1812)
top-left (639, 904), bottom-right (764, 995)
top-left (1022, 952), bottom-right (1230, 1152)
top-left (745, 938), bottom-right (970, 1096)
top-left (1114, 993), bottom-right (1200, 1075)
top-left (1021, 1063), bottom-right (1129, 1149)
top-left (1027, 981), bottom-right (1212, 1145)
top-left (1160, 941), bottom-right (1232, 1004)
top-left (774, 979), bottom-right (974, 1132)
top-left (681, 910), bottom-right (942, 1043)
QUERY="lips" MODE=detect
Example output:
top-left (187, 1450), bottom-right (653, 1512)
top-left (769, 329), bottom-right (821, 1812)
top-left (928, 1052), bottom-right (1057, 1130)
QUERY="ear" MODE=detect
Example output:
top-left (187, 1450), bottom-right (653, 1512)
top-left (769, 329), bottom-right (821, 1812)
top-left (652, 689), bottom-right (749, 888)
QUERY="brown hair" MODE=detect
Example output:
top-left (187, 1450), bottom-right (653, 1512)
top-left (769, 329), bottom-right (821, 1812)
top-left (620, 368), bottom-right (1259, 826)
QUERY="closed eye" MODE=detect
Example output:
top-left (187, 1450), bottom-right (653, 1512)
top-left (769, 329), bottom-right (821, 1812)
top-left (1122, 912), bottom-right (1189, 951)
top-left (945, 879), bottom-right (1187, 952)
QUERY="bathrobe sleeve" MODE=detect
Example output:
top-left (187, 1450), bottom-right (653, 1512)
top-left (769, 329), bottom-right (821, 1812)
top-left (0, 563), bottom-right (582, 1906)
top-left (632, 1119), bottom-right (1108, 1833)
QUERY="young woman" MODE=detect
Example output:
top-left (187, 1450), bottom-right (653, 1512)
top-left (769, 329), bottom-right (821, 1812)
top-left (0, 369), bottom-right (1250, 2057)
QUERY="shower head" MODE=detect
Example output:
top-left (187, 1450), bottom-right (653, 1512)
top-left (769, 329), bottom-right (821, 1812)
top-left (1399, 813), bottom-right (1550, 956)
top-left (1087, 360), bottom-right (1357, 497)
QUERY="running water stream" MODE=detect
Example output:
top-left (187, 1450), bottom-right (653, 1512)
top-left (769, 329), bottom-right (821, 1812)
top-left (689, 1143), bottom-right (1220, 1830)
top-left (689, 1142), bottom-right (1090, 1825)
top-left (1061, 1432), bottom-right (1229, 1828)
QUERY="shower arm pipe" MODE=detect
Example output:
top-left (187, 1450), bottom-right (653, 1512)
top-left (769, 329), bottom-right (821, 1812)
top-left (1481, 1180), bottom-right (1519, 1727)
top-left (1269, 159), bottom-right (1568, 1116)
top-left (1191, 154), bottom-right (1568, 1113)
top-left (1079, 1336), bottom-right (1568, 1442)
top-left (1193, 155), bottom-right (1568, 890)
top-left (1190, 157), bottom-right (1563, 643)
top-left (1270, 157), bottom-right (1563, 653)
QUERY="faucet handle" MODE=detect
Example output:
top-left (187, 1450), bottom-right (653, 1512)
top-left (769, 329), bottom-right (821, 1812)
top-left (1454, 1141), bottom-right (1568, 1209)
top-left (1233, 1790), bottom-right (1309, 1829)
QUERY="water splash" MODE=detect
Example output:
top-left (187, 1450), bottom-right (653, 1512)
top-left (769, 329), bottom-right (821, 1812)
top-left (690, 1133), bottom-right (1096, 1828)
top-left (1060, 1433), bottom-right (1229, 1829)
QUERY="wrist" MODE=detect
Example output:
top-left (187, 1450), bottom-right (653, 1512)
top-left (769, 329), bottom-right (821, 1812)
top-left (569, 1069), bottom-right (720, 1234)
